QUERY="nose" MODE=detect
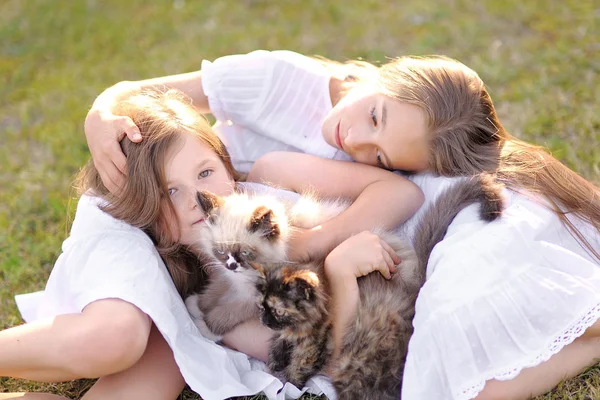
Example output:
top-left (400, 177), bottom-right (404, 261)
top-left (344, 127), bottom-right (372, 149)
top-left (344, 127), bottom-right (375, 164)
top-left (189, 190), bottom-right (199, 210)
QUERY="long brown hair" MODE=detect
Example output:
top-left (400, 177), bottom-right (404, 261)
top-left (325, 55), bottom-right (599, 261)
top-left (382, 55), bottom-right (599, 260)
top-left (77, 88), bottom-right (240, 296)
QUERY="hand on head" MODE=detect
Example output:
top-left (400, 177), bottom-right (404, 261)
top-left (84, 108), bottom-right (142, 193)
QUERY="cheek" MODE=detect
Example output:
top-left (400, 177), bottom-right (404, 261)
top-left (206, 173), bottom-right (235, 196)
top-left (157, 208), bottom-right (181, 244)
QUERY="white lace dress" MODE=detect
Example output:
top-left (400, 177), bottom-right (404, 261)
top-left (17, 50), bottom-right (600, 400)
top-left (203, 50), bottom-right (600, 399)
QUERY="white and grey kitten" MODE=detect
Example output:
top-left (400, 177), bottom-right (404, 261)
top-left (184, 190), bottom-right (291, 341)
top-left (185, 188), bottom-right (346, 341)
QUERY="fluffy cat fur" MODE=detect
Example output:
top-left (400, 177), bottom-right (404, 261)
top-left (255, 173), bottom-right (505, 399)
top-left (184, 191), bottom-right (290, 341)
top-left (184, 189), bottom-right (351, 341)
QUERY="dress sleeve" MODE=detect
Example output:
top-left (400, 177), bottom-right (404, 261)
top-left (201, 50), bottom-right (332, 141)
top-left (66, 233), bottom-right (173, 314)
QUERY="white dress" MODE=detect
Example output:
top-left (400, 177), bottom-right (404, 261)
top-left (16, 184), bottom-right (337, 400)
top-left (16, 50), bottom-right (600, 400)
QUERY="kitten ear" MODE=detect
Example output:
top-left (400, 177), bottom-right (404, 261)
top-left (196, 191), bottom-right (222, 213)
top-left (289, 270), bottom-right (319, 301)
top-left (249, 206), bottom-right (280, 240)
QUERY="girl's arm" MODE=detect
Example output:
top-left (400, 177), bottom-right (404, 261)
top-left (323, 231), bottom-right (400, 360)
top-left (248, 151), bottom-right (424, 260)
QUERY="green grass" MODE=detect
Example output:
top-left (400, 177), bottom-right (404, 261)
top-left (1, 0), bottom-right (598, 398)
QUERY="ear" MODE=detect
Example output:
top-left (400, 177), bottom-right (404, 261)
top-left (196, 191), bottom-right (222, 213)
top-left (288, 270), bottom-right (319, 301)
top-left (249, 206), bottom-right (280, 240)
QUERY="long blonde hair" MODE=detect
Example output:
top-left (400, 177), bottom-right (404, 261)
top-left (325, 55), bottom-right (600, 261)
top-left (77, 88), bottom-right (240, 296)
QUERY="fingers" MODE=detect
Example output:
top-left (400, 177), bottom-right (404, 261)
top-left (95, 158), bottom-right (125, 194)
top-left (379, 239), bottom-right (400, 270)
top-left (379, 249), bottom-right (394, 279)
top-left (108, 140), bottom-right (128, 175)
top-left (118, 116), bottom-right (142, 142)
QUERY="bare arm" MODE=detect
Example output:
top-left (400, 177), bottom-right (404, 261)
top-left (248, 151), bottom-right (424, 259)
top-left (323, 231), bottom-right (399, 360)
top-left (90, 71), bottom-right (209, 115)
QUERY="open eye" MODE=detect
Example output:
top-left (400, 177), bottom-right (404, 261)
top-left (199, 169), bottom-right (212, 179)
top-left (216, 249), bottom-right (225, 255)
top-left (168, 188), bottom-right (177, 196)
top-left (275, 308), bottom-right (285, 317)
top-left (240, 250), bottom-right (251, 257)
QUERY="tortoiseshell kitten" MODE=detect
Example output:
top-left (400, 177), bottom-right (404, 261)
top-left (255, 174), bottom-right (505, 399)
top-left (254, 262), bottom-right (333, 388)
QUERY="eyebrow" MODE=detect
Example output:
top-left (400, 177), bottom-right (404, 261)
top-left (381, 101), bottom-right (388, 130)
top-left (166, 159), bottom-right (211, 185)
top-left (379, 101), bottom-right (393, 170)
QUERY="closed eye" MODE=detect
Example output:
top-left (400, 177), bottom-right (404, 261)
top-left (376, 151), bottom-right (385, 168)
top-left (376, 150), bottom-right (392, 171)
top-left (370, 106), bottom-right (377, 127)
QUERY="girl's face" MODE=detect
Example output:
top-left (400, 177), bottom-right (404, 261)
top-left (164, 134), bottom-right (235, 245)
top-left (321, 86), bottom-right (430, 172)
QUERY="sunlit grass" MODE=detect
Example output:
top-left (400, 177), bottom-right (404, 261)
top-left (1, 0), bottom-right (598, 398)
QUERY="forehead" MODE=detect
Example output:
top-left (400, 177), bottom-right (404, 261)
top-left (165, 134), bottom-right (219, 177)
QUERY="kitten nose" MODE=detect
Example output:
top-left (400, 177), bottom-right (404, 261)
top-left (226, 262), bottom-right (239, 271)
top-left (225, 253), bottom-right (238, 270)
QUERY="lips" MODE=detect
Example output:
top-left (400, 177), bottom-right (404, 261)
top-left (334, 122), bottom-right (343, 150)
top-left (192, 218), bottom-right (205, 225)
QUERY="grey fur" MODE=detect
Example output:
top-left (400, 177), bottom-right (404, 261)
top-left (257, 173), bottom-right (505, 399)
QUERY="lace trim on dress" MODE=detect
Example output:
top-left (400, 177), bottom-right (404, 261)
top-left (457, 302), bottom-right (600, 400)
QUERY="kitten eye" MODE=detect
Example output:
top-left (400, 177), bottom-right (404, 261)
top-left (198, 169), bottom-right (212, 179)
top-left (275, 308), bottom-right (285, 317)
top-left (241, 250), bottom-right (251, 257)
top-left (216, 249), bottom-right (225, 255)
top-left (370, 106), bottom-right (377, 127)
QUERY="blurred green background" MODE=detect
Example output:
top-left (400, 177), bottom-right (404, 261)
top-left (1, 0), bottom-right (598, 398)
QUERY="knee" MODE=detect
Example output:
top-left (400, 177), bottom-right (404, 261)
top-left (64, 306), bottom-right (151, 378)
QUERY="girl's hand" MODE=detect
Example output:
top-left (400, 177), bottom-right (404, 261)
top-left (84, 108), bottom-right (142, 193)
top-left (324, 231), bottom-right (400, 280)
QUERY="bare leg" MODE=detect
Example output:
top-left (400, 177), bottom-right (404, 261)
top-left (475, 320), bottom-right (600, 400)
top-left (0, 395), bottom-right (68, 400)
top-left (83, 324), bottom-right (185, 400)
top-left (0, 299), bottom-right (151, 381)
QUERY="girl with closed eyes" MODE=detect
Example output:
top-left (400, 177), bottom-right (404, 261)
top-left (85, 50), bottom-right (600, 400)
